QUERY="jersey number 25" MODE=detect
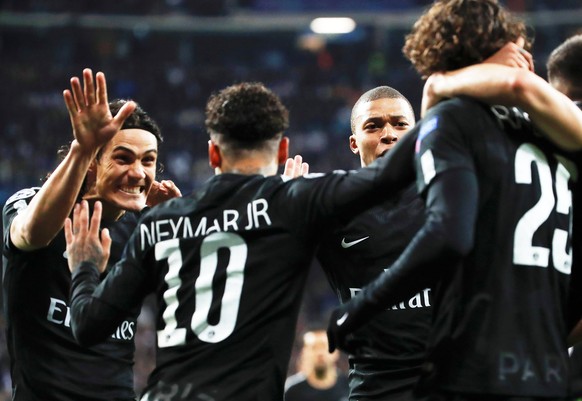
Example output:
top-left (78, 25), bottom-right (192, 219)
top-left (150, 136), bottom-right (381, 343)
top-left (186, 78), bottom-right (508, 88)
top-left (513, 143), bottom-right (577, 274)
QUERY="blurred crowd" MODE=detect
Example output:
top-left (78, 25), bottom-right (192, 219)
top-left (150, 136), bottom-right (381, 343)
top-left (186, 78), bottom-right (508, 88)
top-left (0, 0), bottom-right (581, 397)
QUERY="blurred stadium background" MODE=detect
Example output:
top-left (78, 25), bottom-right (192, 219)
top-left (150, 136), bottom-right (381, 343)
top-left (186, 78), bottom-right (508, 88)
top-left (0, 0), bottom-right (581, 397)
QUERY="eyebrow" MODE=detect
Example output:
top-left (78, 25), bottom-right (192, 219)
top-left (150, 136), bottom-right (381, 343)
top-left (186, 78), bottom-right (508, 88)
top-left (112, 145), bottom-right (158, 155)
top-left (362, 114), bottom-right (411, 123)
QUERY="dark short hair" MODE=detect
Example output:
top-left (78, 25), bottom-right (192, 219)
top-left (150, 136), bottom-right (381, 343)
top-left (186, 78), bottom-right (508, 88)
top-left (110, 99), bottom-right (163, 146)
top-left (403, 0), bottom-right (531, 78)
top-left (205, 82), bottom-right (289, 149)
top-left (350, 86), bottom-right (414, 134)
top-left (547, 34), bottom-right (582, 100)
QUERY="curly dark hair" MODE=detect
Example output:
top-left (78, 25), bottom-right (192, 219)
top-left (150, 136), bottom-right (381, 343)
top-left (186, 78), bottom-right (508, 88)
top-left (205, 82), bottom-right (289, 149)
top-left (403, 0), bottom-right (532, 78)
top-left (547, 34), bottom-right (582, 100)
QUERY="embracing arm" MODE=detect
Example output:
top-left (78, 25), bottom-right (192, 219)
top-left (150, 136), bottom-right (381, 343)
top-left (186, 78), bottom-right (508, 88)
top-left (327, 169), bottom-right (478, 353)
top-left (423, 64), bottom-right (582, 151)
top-left (65, 200), bottom-right (144, 346)
top-left (70, 262), bottom-right (131, 346)
top-left (10, 69), bottom-right (136, 250)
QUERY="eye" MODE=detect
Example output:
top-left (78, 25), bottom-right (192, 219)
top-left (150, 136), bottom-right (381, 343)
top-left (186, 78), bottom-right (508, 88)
top-left (395, 121), bottom-right (410, 128)
top-left (115, 155), bottom-right (132, 164)
top-left (142, 156), bottom-right (157, 166)
top-left (363, 123), bottom-right (378, 131)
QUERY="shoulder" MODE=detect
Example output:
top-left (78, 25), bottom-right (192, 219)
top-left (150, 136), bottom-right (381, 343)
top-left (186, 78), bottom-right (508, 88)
top-left (3, 187), bottom-right (41, 218)
top-left (141, 196), bottom-right (193, 221)
top-left (4, 187), bottom-right (41, 208)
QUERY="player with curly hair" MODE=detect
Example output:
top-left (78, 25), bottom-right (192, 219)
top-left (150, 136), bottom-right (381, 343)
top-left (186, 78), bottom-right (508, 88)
top-left (327, 1), bottom-right (582, 400)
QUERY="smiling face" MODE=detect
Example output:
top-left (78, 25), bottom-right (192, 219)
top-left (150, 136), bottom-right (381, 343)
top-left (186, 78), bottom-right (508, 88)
top-left (350, 97), bottom-right (415, 167)
top-left (84, 128), bottom-right (158, 219)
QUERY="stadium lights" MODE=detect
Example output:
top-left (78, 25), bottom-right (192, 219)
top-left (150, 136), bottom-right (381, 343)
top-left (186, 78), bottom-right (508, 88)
top-left (310, 17), bottom-right (356, 34)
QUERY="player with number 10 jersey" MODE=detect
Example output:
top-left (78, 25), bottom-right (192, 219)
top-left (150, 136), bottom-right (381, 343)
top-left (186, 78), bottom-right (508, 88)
top-left (67, 132), bottom-right (418, 401)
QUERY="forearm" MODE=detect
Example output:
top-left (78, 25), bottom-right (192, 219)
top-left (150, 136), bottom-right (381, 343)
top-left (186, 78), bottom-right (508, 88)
top-left (512, 72), bottom-right (582, 151)
top-left (11, 142), bottom-right (96, 250)
top-left (428, 65), bottom-right (582, 151)
top-left (348, 170), bottom-right (477, 326)
top-left (70, 262), bottom-right (126, 347)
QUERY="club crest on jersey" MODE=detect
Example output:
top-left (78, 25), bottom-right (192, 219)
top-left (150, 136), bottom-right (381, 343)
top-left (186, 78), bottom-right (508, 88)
top-left (416, 116), bottom-right (438, 153)
top-left (6, 187), bottom-right (40, 205)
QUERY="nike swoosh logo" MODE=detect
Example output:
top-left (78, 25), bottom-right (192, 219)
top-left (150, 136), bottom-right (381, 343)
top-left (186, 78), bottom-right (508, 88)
top-left (336, 312), bottom-right (349, 326)
top-left (341, 236), bottom-right (370, 248)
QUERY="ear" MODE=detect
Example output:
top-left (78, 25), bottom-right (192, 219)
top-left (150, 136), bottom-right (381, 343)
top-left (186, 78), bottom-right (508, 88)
top-left (277, 136), bottom-right (289, 165)
top-left (208, 140), bottom-right (222, 169)
top-left (349, 135), bottom-right (359, 154)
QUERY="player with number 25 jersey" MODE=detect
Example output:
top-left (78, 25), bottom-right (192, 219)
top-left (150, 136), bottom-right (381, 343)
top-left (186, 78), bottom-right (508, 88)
top-left (330, 96), bottom-right (582, 399)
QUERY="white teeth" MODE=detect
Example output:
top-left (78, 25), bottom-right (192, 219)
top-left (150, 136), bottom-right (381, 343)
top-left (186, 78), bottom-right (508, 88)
top-left (121, 186), bottom-right (142, 194)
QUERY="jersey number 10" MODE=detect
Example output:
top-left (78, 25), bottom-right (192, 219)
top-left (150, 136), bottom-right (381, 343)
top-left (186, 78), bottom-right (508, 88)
top-left (155, 232), bottom-right (247, 347)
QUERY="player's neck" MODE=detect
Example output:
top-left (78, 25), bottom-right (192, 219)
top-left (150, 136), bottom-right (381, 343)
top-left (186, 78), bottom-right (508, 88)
top-left (217, 158), bottom-right (279, 176)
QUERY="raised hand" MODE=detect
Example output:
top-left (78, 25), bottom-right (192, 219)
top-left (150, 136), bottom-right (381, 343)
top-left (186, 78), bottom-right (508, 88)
top-left (63, 68), bottom-right (136, 155)
top-left (146, 180), bottom-right (183, 207)
top-left (282, 155), bottom-right (309, 179)
top-left (64, 200), bottom-right (111, 274)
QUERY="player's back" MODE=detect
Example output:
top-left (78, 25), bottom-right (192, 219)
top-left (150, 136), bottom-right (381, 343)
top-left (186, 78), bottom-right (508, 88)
top-left (415, 97), bottom-right (579, 398)
top-left (133, 172), bottom-right (386, 400)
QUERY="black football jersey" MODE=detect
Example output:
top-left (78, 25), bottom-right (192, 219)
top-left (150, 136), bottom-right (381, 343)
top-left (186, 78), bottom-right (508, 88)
top-left (68, 141), bottom-right (420, 401)
top-left (2, 188), bottom-right (139, 401)
top-left (284, 372), bottom-right (349, 401)
top-left (317, 184), bottom-right (432, 400)
top-left (413, 97), bottom-right (580, 398)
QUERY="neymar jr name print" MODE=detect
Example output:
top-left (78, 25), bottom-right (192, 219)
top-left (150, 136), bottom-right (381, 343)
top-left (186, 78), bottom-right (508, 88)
top-left (139, 198), bottom-right (272, 250)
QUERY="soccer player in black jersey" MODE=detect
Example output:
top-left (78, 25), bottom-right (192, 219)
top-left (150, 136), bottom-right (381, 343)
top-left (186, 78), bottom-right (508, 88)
top-left (316, 86), bottom-right (432, 401)
top-left (544, 33), bottom-right (582, 400)
top-left (327, 0), bottom-right (582, 400)
top-left (317, 41), bottom-right (536, 401)
top-left (63, 81), bottom-right (424, 401)
top-left (284, 329), bottom-right (349, 401)
top-left (2, 69), bottom-right (179, 401)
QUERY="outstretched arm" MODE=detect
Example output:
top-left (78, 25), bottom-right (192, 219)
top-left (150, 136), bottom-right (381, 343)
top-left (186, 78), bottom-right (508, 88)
top-left (10, 69), bottom-right (136, 250)
top-left (422, 64), bottom-right (582, 151)
top-left (327, 169), bottom-right (478, 353)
